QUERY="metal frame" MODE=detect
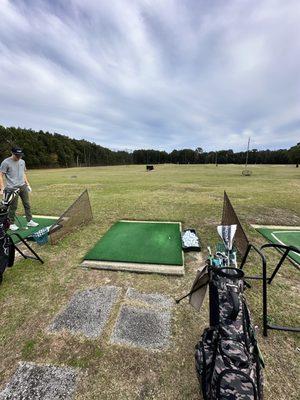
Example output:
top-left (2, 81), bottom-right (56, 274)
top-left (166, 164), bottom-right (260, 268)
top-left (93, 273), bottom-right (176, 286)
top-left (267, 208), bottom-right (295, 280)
top-left (240, 243), bottom-right (300, 336)
top-left (9, 232), bottom-right (44, 264)
top-left (1, 188), bottom-right (44, 266)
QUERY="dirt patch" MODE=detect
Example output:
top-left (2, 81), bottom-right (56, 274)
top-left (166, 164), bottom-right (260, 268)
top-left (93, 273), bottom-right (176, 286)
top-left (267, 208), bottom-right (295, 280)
top-left (125, 288), bottom-right (174, 309)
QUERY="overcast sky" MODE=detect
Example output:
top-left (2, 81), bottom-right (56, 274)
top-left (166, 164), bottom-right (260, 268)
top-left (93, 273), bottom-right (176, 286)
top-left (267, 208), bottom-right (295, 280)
top-left (0, 0), bottom-right (299, 151)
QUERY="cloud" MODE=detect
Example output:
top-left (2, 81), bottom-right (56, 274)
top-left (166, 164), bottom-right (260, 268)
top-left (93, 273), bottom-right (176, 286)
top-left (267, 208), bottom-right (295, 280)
top-left (0, 0), bottom-right (299, 151)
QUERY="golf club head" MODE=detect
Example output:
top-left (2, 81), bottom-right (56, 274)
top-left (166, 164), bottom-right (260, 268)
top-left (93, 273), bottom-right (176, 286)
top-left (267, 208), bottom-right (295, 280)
top-left (217, 224), bottom-right (237, 252)
top-left (215, 251), bottom-right (228, 259)
top-left (2, 189), bottom-right (19, 206)
top-left (215, 251), bottom-right (229, 267)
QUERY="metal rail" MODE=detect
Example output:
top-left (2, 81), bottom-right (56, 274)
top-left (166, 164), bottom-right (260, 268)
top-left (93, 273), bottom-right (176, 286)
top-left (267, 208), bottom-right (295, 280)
top-left (240, 243), bottom-right (300, 336)
top-left (9, 232), bottom-right (44, 264)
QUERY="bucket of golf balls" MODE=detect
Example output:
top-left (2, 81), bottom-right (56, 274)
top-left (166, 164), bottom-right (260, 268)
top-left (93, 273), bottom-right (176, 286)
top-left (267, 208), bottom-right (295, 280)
top-left (32, 227), bottom-right (49, 245)
top-left (181, 229), bottom-right (201, 251)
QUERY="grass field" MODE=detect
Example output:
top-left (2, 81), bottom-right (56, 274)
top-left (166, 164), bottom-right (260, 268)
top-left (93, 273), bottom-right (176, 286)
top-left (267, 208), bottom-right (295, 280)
top-left (0, 164), bottom-right (299, 399)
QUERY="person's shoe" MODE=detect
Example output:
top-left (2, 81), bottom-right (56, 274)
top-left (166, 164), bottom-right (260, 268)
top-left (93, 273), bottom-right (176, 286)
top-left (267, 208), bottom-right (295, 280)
top-left (27, 220), bottom-right (39, 227)
top-left (9, 224), bottom-right (19, 231)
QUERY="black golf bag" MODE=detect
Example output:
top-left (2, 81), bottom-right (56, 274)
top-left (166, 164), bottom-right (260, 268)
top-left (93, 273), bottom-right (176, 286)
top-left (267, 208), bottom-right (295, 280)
top-left (0, 190), bottom-right (18, 284)
top-left (195, 264), bottom-right (264, 399)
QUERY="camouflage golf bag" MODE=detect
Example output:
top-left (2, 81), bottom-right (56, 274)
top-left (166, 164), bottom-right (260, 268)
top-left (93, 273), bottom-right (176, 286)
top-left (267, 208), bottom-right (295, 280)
top-left (0, 190), bottom-right (18, 284)
top-left (195, 265), bottom-right (264, 399)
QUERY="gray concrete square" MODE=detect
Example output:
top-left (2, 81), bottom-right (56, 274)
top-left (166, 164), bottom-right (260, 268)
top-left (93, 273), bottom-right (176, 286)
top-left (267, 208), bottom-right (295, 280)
top-left (0, 362), bottom-right (78, 400)
top-left (49, 286), bottom-right (120, 338)
top-left (111, 305), bottom-right (171, 351)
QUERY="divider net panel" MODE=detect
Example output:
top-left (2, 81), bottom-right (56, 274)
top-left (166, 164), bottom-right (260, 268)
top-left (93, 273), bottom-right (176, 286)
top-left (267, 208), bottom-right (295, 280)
top-left (49, 189), bottom-right (93, 244)
top-left (221, 191), bottom-right (249, 257)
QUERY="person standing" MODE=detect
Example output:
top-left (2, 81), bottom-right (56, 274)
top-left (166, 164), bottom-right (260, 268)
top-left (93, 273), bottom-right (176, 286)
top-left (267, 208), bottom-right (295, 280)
top-left (0, 147), bottom-right (39, 231)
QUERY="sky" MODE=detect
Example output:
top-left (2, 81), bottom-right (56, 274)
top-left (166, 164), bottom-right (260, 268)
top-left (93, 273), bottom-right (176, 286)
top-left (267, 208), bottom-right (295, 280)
top-left (0, 0), bottom-right (299, 152)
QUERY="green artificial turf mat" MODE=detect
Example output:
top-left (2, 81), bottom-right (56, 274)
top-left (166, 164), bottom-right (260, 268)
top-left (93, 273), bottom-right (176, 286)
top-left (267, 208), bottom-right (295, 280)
top-left (84, 221), bottom-right (183, 266)
top-left (256, 227), bottom-right (300, 265)
top-left (8, 216), bottom-right (58, 244)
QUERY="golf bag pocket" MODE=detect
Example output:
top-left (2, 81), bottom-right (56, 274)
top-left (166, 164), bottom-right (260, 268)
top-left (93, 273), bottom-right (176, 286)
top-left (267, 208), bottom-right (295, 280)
top-left (210, 267), bottom-right (244, 323)
top-left (195, 328), bottom-right (219, 398)
top-left (216, 369), bottom-right (257, 400)
top-left (208, 337), bottom-right (258, 399)
top-left (219, 339), bottom-right (249, 369)
top-left (218, 289), bottom-right (240, 322)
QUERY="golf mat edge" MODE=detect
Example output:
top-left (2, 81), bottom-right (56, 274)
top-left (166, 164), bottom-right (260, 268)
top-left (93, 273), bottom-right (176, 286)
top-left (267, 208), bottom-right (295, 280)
top-left (80, 260), bottom-right (185, 276)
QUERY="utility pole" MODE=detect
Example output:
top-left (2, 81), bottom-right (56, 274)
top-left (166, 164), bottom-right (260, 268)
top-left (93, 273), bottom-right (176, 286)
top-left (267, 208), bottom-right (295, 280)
top-left (242, 137), bottom-right (252, 176)
top-left (83, 144), bottom-right (86, 166)
top-left (245, 137), bottom-right (251, 170)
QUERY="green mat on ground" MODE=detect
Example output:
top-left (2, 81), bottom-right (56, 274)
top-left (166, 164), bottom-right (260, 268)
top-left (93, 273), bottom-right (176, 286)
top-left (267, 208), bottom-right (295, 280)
top-left (84, 220), bottom-right (183, 266)
top-left (256, 226), bottom-right (300, 265)
top-left (8, 216), bottom-right (58, 244)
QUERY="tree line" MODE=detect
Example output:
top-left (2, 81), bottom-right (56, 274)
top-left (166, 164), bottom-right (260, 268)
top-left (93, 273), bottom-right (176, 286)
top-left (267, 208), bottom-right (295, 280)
top-left (0, 125), bottom-right (299, 168)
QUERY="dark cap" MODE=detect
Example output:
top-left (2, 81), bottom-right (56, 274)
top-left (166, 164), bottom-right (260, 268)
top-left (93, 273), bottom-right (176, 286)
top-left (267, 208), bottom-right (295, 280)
top-left (11, 147), bottom-right (24, 156)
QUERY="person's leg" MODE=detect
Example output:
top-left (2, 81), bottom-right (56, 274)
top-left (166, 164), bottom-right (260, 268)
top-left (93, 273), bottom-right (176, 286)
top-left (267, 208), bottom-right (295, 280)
top-left (19, 185), bottom-right (32, 222)
top-left (8, 192), bottom-right (18, 223)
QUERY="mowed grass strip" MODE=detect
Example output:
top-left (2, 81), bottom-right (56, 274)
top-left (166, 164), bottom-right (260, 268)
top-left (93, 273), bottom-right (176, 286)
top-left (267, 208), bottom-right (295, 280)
top-left (0, 164), bottom-right (299, 400)
top-left (84, 221), bottom-right (183, 266)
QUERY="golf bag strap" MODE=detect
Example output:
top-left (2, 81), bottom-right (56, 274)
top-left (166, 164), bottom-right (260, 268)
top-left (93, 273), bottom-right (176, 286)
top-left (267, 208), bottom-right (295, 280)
top-left (228, 290), bottom-right (240, 321)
